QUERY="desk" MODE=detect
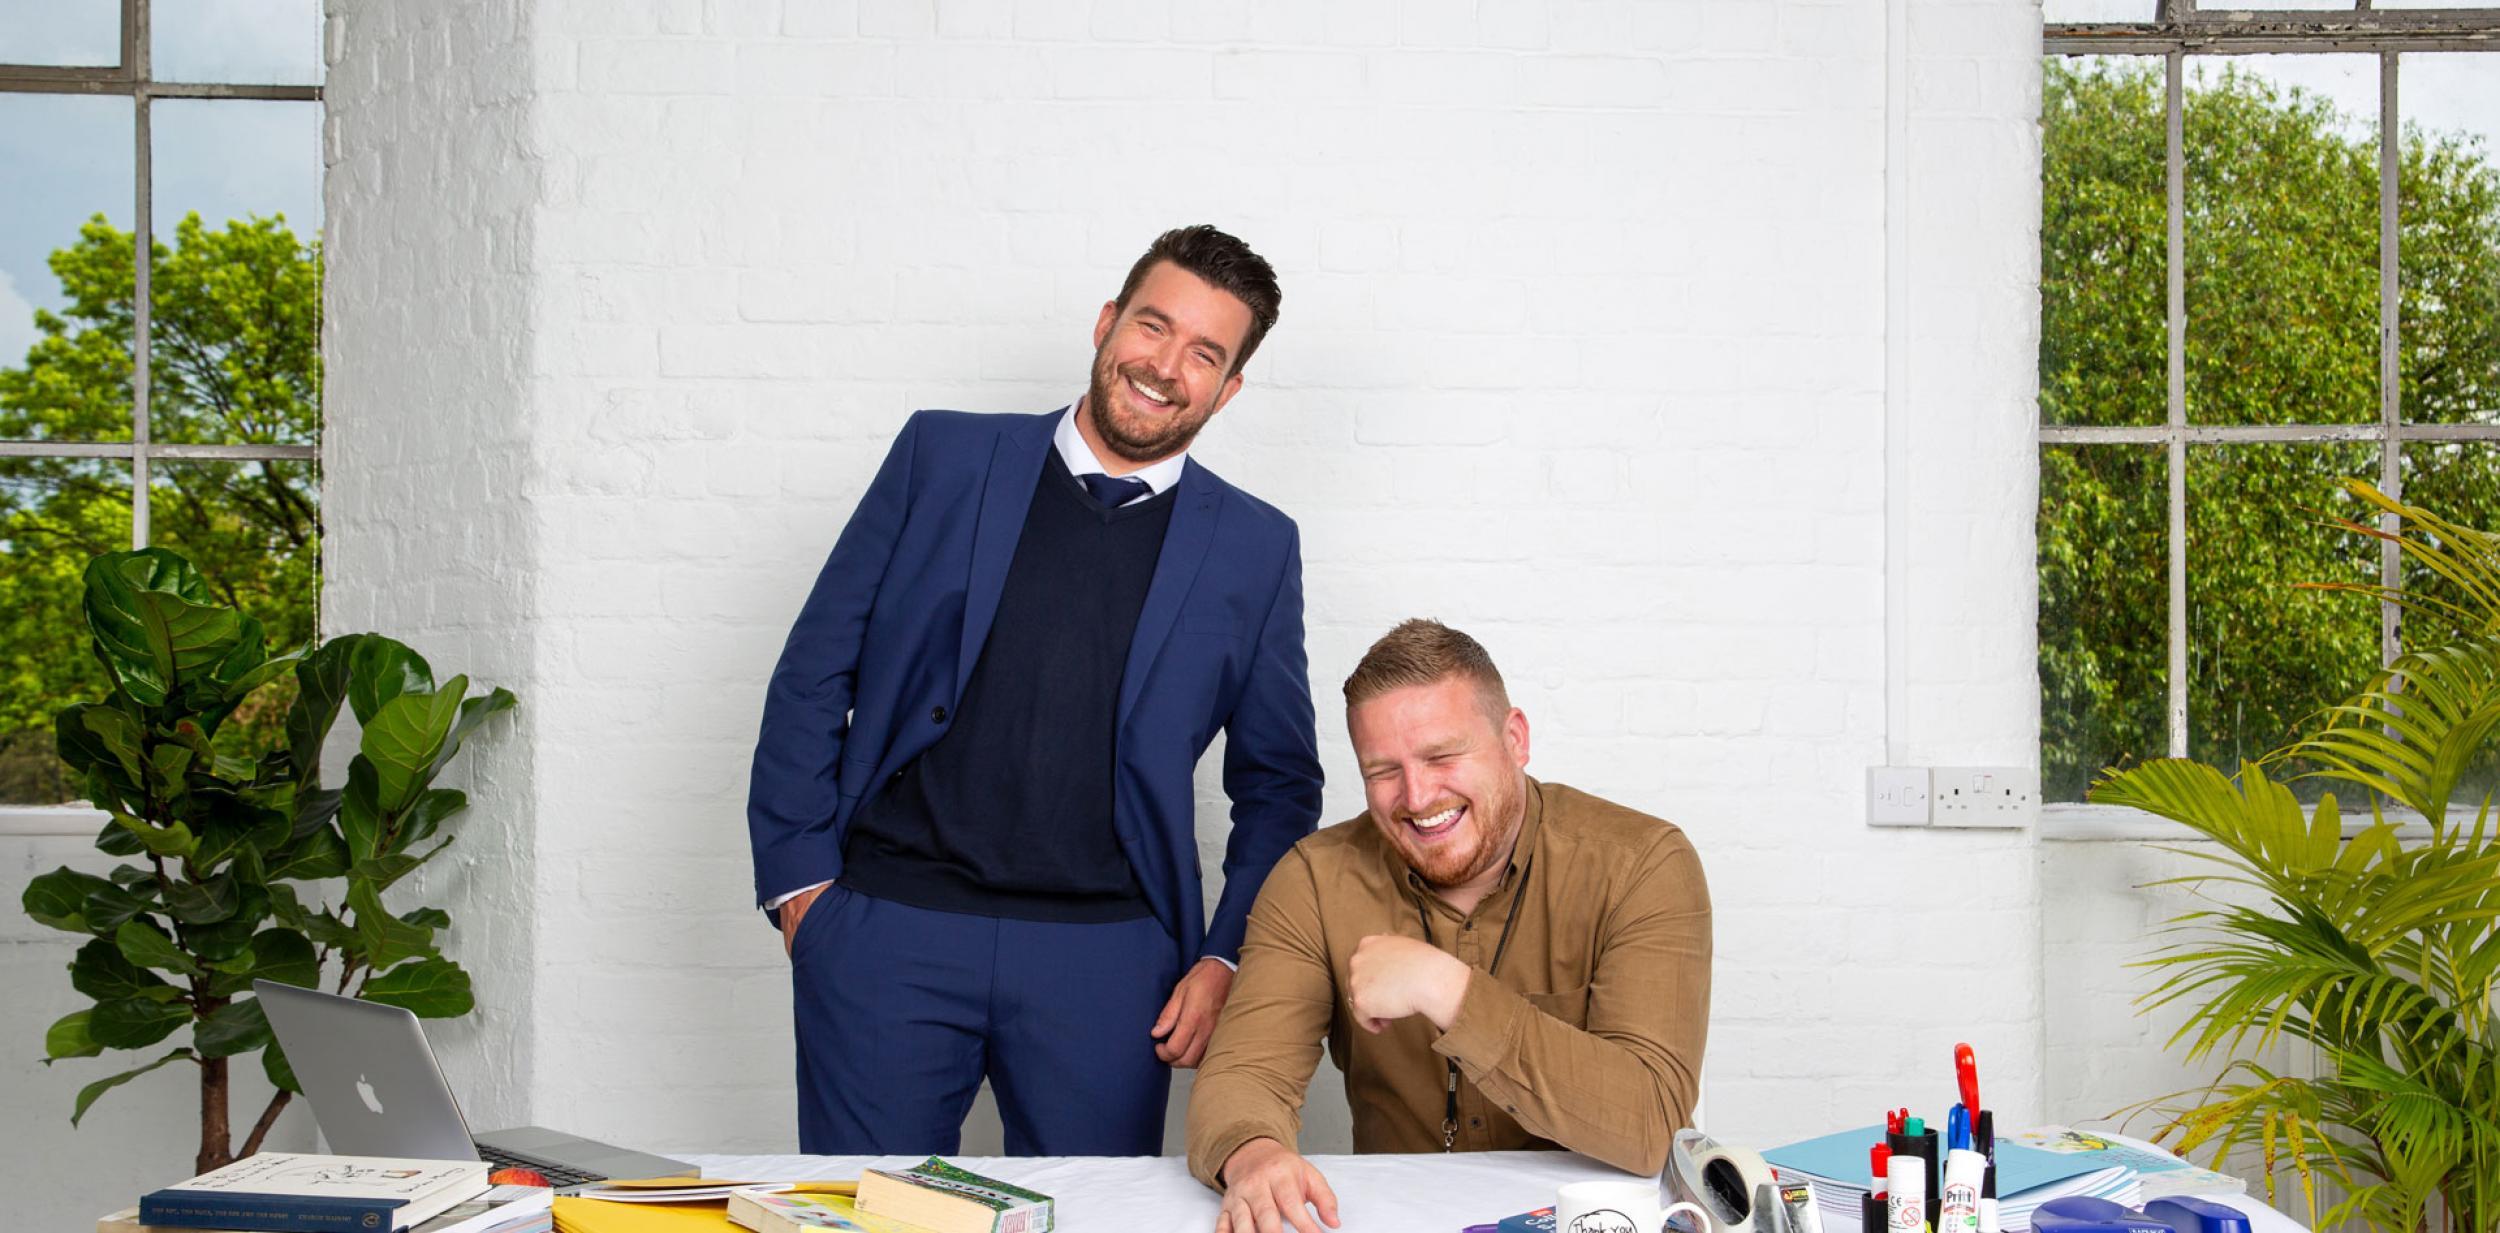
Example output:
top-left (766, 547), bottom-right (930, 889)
top-left (680, 1152), bottom-right (2314, 1233)
top-left (684, 1151), bottom-right (1632, 1232)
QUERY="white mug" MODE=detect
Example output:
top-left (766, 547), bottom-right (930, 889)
top-left (1556, 1179), bottom-right (1715, 1233)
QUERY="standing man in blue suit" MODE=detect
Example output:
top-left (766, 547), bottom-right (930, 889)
top-left (746, 225), bottom-right (1324, 1156)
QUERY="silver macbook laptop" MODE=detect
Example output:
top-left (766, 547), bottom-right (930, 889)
top-left (256, 980), bottom-right (698, 1191)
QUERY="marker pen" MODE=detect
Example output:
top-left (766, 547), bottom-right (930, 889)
top-left (1939, 1147), bottom-right (1986, 1233)
top-left (1886, 1150), bottom-right (1926, 1233)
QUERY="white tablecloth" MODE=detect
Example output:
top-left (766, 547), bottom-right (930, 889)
top-left (683, 1151), bottom-right (1636, 1232)
top-left (680, 1151), bottom-right (2315, 1233)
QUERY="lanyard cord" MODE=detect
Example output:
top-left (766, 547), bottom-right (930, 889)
top-left (1414, 854), bottom-right (1534, 1151)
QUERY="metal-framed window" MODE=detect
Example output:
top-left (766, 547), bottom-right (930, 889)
top-left (0, 0), bottom-right (322, 814)
top-left (2039, 1), bottom-right (2500, 810)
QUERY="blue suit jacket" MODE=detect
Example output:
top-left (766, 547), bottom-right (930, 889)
top-left (746, 409), bottom-right (1324, 964)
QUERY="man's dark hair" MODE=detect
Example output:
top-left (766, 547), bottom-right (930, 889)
top-left (1114, 224), bottom-right (1282, 375)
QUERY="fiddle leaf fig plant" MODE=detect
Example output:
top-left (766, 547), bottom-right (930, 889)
top-left (21, 548), bottom-right (515, 1173)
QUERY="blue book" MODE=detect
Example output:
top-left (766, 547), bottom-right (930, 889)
top-left (138, 1152), bottom-right (488, 1233)
top-left (139, 1189), bottom-right (407, 1232)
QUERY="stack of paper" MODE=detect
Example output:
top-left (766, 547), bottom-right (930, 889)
top-left (1763, 1126), bottom-right (2144, 1233)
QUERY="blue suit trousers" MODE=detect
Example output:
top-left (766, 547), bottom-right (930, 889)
top-left (789, 885), bottom-right (1182, 1155)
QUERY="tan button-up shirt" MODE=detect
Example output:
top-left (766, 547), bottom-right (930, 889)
top-left (1186, 778), bottom-right (1711, 1187)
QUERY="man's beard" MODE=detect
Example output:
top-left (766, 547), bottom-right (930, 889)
top-left (1405, 774), bottom-right (1525, 891)
top-left (1085, 346), bottom-right (1214, 464)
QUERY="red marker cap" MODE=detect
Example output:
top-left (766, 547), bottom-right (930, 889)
top-left (1871, 1143), bottom-right (1892, 1196)
top-left (1956, 1043), bottom-right (1981, 1116)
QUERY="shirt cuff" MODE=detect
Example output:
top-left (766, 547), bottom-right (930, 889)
top-left (1207, 955), bottom-right (1239, 972)
top-left (1192, 1122), bottom-right (1287, 1190)
top-left (1431, 967), bottom-right (1531, 1075)
top-left (764, 880), bottom-right (833, 911)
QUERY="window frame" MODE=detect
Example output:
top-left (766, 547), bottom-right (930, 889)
top-left (2039, 1), bottom-right (2500, 829)
top-left (0, 0), bottom-right (323, 828)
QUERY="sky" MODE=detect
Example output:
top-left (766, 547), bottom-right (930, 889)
top-left (0, 4), bottom-right (2491, 368)
top-left (0, 0), bottom-right (320, 362)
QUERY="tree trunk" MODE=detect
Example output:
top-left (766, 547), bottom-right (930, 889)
top-left (197, 1054), bottom-right (232, 1175)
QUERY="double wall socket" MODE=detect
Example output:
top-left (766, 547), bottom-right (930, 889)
top-left (1866, 766), bottom-right (2039, 829)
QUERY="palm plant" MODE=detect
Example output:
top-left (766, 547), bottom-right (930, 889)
top-left (2090, 482), bottom-right (2500, 1233)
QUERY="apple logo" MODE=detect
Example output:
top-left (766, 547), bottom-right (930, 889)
top-left (355, 1074), bottom-right (385, 1116)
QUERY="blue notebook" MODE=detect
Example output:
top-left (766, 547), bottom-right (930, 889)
top-left (1765, 1125), bottom-right (2112, 1196)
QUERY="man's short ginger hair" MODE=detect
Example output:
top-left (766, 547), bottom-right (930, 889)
top-left (1341, 619), bottom-right (1511, 717)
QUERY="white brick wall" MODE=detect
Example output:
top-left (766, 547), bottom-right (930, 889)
top-left (321, 0), bottom-right (547, 1148)
top-left (8, 4), bottom-right (2104, 1220)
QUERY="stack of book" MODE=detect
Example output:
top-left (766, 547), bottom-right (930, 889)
top-left (100, 1152), bottom-right (551, 1233)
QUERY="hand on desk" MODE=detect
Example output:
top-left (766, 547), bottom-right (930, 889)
top-left (1152, 956), bottom-right (1235, 1068)
top-left (1218, 1137), bottom-right (1340, 1233)
top-left (1347, 934), bottom-right (1470, 1033)
top-left (777, 884), bottom-right (829, 957)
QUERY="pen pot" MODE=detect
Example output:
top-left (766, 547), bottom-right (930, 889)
top-left (1975, 1111), bottom-right (1996, 1200)
top-left (1887, 1128), bottom-right (1941, 1230)
top-left (1864, 1192), bottom-right (1890, 1233)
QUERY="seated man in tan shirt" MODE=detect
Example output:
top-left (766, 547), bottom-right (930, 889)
top-left (1187, 619), bottom-right (1712, 1233)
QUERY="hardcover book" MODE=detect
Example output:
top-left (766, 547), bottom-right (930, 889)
top-left (854, 1158), bottom-right (1053, 1233)
top-left (140, 1152), bottom-right (490, 1233)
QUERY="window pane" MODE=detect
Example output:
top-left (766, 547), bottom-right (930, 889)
top-left (0, 457), bottom-right (131, 804)
top-left (2187, 444), bottom-right (2381, 777)
top-left (2042, 56), bottom-right (2169, 428)
top-left (152, 0), bottom-right (322, 85)
top-left (151, 100), bottom-right (322, 447)
top-left (0, 94), bottom-right (135, 444)
top-left (2041, 443), bottom-right (2169, 801)
top-left (2185, 55), bottom-right (2381, 426)
top-left (2399, 443), bottom-right (2500, 637)
top-left (0, 0), bottom-right (119, 68)
top-left (2396, 53), bottom-right (2500, 427)
top-left (2399, 443), bottom-right (2500, 809)
top-left (149, 459), bottom-right (319, 767)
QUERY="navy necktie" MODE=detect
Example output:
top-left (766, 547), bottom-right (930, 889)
top-left (1081, 472), bottom-right (1151, 508)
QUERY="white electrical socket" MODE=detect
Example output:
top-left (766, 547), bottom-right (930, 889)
top-left (1867, 766), bottom-right (1932, 826)
top-left (1929, 766), bottom-right (2039, 828)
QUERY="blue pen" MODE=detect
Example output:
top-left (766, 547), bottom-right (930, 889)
top-left (1947, 1103), bottom-right (1972, 1153)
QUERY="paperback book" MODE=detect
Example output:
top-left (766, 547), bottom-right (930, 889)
top-left (854, 1158), bottom-right (1053, 1233)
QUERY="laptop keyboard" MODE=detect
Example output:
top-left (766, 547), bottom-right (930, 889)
top-left (475, 1142), bottom-right (606, 1188)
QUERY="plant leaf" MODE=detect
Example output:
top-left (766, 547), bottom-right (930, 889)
top-left (361, 958), bottom-right (474, 1019)
top-left (71, 1048), bottom-right (192, 1126)
top-left (114, 919), bottom-right (202, 977)
top-left (82, 549), bottom-right (245, 708)
top-left (347, 636), bottom-right (434, 727)
top-left (45, 1009), bottom-right (103, 1061)
top-left (194, 998), bottom-right (273, 1059)
top-left (88, 996), bottom-right (193, 1049)
top-left (287, 633), bottom-right (363, 784)
top-left (70, 938), bottom-right (178, 1003)
top-left (21, 867), bottom-right (113, 934)
top-left (360, 680), bottom-right (468, 817)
